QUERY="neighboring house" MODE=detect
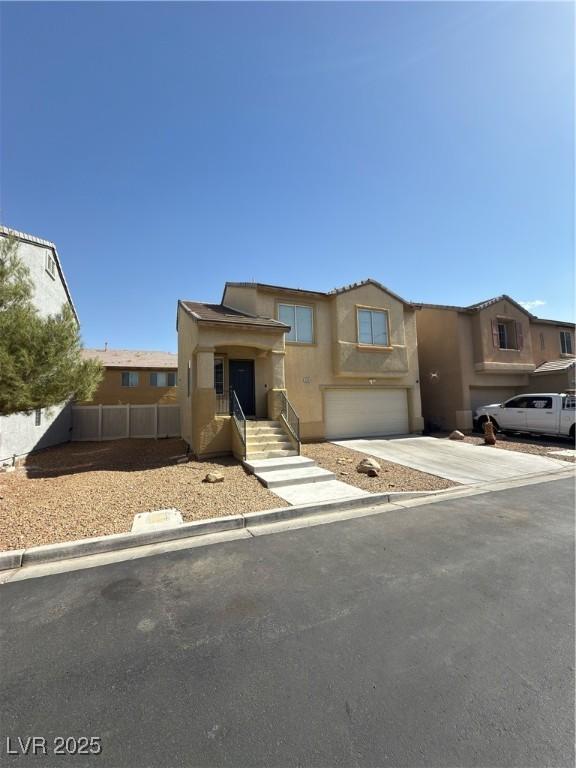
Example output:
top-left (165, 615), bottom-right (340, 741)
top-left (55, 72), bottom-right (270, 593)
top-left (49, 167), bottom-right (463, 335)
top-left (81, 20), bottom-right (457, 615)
top-left (79, 349), bottom-right (178, 405)
top-left (416, 295), bottom-right (576, 431)
top-left (177, 279), bottom-right (424, 458)
top-left (0, 226), bottom-right (79, 463)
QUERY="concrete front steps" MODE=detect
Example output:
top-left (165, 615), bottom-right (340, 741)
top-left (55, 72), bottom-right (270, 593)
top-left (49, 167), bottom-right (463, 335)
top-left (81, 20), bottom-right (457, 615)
top-left (244, 454), bottom-right (370, 506)
top-left (245, 420), bottom-right (298, 460)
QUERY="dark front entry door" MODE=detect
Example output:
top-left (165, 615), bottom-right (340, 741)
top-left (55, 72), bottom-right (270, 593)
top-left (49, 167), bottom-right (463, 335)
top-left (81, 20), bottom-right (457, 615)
top-left (229, 360), bottom-right (256, 416)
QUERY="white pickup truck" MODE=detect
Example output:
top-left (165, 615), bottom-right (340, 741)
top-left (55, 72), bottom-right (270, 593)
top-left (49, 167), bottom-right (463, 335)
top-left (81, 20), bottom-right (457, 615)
top-left (474, 393), bottom-right (576, 439)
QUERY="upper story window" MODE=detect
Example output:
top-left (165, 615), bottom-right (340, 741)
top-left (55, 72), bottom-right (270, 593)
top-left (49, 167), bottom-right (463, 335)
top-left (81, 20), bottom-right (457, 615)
top-left (150, 371), bottom-right (176, 387)
top-left (121, 371), bottom-right (139, 387)
top-left (540, 332), bottom-right (545, 351)
top-left (45, 251), bottom-right (56, 279)
top-left (560, 331), bottom-right (573, 355)
top-left (357, 308), bottom-right (389, 346)
top-left (278, 303), bottom-right (314, 344)
top-left (492, 318), bottom-right (523, 350)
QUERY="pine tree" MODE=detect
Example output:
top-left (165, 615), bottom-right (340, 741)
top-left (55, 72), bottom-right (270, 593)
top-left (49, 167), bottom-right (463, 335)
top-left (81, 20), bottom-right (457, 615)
top-left (0, 233), bottom-right (103, 415)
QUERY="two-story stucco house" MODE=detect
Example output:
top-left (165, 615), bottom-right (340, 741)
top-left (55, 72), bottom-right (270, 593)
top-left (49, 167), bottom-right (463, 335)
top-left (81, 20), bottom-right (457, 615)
top-left (177, 279), bottom-right (424, 459)
top-left (416, 295), bottom-right (576, 431)
top-left (79, 348), bottom-right (178, 405)
top-left (0, 227), bottom-right (79, 463)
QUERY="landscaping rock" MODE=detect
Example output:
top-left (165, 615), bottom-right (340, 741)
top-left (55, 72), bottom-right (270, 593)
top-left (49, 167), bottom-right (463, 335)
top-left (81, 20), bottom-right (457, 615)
top-left (204, 472), bottom-right (224, 483)
top-left (449, 430), bottom-right (465, 440)
top-left (357, 457), bottom-right (380, 477)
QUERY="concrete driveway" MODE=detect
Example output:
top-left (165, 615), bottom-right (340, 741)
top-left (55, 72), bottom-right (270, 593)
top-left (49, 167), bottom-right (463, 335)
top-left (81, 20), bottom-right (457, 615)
top-left (333, 435), bottom-right (570, 484)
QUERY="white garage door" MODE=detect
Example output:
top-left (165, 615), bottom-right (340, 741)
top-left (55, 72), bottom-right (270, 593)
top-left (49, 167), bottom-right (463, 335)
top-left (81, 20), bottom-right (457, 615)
top-left (324, 389), bottom-right (409, 439)
top-left (470, 387), bottom-right (519, 412)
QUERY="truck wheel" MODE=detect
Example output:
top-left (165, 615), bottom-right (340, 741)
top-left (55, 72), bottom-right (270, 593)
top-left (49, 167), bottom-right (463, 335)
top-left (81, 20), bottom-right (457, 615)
top-left (476, 416), bottom-right (488, 432)
top-left (490, 419), bottom-right (500, 432)
top-left (570, 424), bottom-right (575, 441)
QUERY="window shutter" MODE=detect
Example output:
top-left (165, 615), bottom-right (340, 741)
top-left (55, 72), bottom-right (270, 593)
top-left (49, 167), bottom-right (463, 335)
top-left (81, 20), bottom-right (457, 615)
top-left (516, 322), bottom-right (524, 350)
top-left (491, 319), bottom-right (499, 348)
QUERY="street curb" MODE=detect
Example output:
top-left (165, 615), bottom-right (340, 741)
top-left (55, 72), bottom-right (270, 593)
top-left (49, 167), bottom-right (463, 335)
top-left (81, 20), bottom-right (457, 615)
top-left (19, 516), bottom-right (244, 568)
top-left (0, 549), bottom-right (24, 570)
top-left (1, 466), bottom-right (572, 573)
top-left (1, 491), bottom-right (444, 572)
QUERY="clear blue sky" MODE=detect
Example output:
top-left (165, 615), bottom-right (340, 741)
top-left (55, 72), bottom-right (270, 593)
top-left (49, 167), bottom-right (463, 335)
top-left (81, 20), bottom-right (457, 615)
top-left (1, 1), bottom-right (574, 352)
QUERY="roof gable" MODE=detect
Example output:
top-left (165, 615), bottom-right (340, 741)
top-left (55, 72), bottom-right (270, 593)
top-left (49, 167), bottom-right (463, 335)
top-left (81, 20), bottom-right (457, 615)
top-left (329, 278), bottom-right (411, 306)
top-left (466, 294), bottom-right (535, 318)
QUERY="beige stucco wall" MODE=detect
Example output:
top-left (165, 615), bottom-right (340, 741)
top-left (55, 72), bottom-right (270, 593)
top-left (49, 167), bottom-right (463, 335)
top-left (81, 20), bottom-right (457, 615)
top-left (416, 308), bottom-right (467, 431)
top-left (530, 321), bottom-right (575, 367)
top-left (248, 283), bottom-right (423, 440)
top-left (471, 299), bottom-right (535, 370)
top-left (177, 307), bottom-right (198, 445)
top-left (221, 285), bottom-right (259, 316)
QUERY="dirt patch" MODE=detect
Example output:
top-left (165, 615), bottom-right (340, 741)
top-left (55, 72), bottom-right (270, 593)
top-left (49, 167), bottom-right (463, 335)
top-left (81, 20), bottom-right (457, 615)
top-left (301, 442), bottom-right (457, 493)
top-left (0, 439), bottom-right (279, 551)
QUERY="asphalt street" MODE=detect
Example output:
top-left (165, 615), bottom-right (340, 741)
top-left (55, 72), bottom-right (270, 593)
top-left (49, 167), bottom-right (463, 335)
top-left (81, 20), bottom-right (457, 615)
top-left (1, 478), bottom-right (574, 768)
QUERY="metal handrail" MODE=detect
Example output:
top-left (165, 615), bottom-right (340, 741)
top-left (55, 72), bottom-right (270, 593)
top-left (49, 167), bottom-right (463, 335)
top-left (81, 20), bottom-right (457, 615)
top-left (230, 390), bottom-right (246, 450)
top-left (279, 391), bottom-right (300, 454)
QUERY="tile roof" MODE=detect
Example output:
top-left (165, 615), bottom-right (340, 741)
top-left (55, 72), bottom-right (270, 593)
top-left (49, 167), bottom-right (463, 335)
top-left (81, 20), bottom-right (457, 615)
top-left (419, 296), bottom-right (575, 326)
top-left (531, 318), bottom-right (576, 328)
top-left (224, 282), bottom-right (327, 298)
top-left (82, 348), bottom-right (177, 368)
top-left (223, 278), bottom-right (412, 305)
top-left (532, 358), bottom-right (576, 374)
top-left (180, 301), bottom-right (289, 329)
top-left (0, 225), bottom-right (79, 325)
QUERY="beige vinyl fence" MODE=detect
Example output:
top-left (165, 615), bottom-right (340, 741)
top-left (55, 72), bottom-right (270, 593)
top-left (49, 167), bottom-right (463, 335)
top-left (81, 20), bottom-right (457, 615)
top-left (71, 404), bottom-right (180, 441)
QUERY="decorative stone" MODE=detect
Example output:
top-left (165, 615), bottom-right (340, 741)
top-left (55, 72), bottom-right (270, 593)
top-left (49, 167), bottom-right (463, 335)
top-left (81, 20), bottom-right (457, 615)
top-left (204, 472), bottom-right (225, 483)
top-left (357, 457), bottom-right (380, 477)
top-left (448, 430), bottom-right (465, 441)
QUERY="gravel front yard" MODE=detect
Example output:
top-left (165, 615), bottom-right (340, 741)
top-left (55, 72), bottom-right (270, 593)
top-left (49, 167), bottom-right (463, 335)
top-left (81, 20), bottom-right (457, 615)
top-left (0, 439), bottom-right (279, 551)
top-left (432, 432), bottom-right (576, 463)
top-left (302, 442), bottom-right (457, 493)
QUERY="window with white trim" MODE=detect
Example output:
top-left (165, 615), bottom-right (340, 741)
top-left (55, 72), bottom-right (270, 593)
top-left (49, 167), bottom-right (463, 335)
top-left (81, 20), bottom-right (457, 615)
top-left (150, 371), bottom-right (176, 387)
top-left (214, 358), bottom-right (224, 395)
top-left (45, 251), bottom-right (56, 279)
top-left (560, 331), bottom-right (573, 355)
top-left (121, 371), bottom-right (139, 387)
top-left (357, 308), bottom-right (389, 346)
top-left (278, 304), bottom-right (314, 343)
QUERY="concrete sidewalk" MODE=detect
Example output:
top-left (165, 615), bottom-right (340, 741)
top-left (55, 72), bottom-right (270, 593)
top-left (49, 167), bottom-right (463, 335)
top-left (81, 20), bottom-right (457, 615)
top-left (335, 435), bottom-right (569, 484)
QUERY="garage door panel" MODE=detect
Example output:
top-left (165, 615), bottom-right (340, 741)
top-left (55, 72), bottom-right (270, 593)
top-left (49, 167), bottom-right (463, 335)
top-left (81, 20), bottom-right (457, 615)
top-left (325, 389), bottom-right (409, 439)
top-left (470, 387), bottom-right (519, 413)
